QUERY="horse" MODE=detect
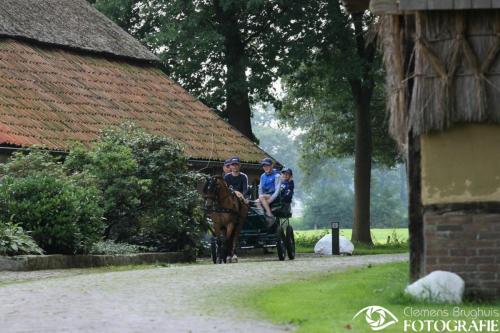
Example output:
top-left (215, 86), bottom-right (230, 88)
top-left (202, 175), bottom-right (249, 263)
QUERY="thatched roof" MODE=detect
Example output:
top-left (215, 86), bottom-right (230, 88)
top-left (0, 39), bottom-right (271, 163)
top-left (0, 0), bottom-right (158, 62)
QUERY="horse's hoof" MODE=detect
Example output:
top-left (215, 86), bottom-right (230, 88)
top-left (226, 256), bottom-right (232, 263)
top-left (217, 258), bottom-right (223, 264)
top-left (232, 255), bottom-right (238, 263)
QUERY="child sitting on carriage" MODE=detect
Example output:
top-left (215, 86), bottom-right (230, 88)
top-left (257, 158), bottom-right (281, 223)
top-left (280, 167), bottom-right (294, 211)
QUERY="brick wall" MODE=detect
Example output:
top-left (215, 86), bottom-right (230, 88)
top-left (423, 212), bottom-right (500, 299)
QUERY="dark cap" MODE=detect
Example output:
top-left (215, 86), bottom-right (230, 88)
top-left (260, 157), bottom-right (273, 166)
top-left (228, 156), bottom-right (241, 165)
top-left (281, 167), bottom-right (293, 176)
top-left (223, 159), bottom-right (231, 167)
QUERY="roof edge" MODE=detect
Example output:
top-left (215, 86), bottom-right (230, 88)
top-left (0, 35), bottom-right (160, 65)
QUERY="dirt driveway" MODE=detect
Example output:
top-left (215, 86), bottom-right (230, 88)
top-left (0, 253), bottom-right (407, 333)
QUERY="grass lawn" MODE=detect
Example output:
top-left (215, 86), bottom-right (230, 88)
top-left (295, 228), bottom-right (409, 255)
top-left (241, 261), bottom-right (500, 333)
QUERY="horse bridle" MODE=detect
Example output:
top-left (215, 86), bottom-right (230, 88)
top-left (202, 176), bottom-right (238, 215)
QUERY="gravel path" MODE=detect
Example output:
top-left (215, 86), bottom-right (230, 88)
top-left (0, 253), bottom-right (408, 333)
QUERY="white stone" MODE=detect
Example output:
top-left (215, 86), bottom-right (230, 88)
top-left (314, 234), bottom-right (354, 255)
top-left (405, 271), bottom-right (465, 304)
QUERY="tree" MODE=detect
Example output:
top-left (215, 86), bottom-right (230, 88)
top-left (278, 2), bottom-right (399, 244)
top-left (93, 0), bottom-right (316, 141)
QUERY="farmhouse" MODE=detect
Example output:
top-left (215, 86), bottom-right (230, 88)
top-left (0, 0), bottom-right (272, 182)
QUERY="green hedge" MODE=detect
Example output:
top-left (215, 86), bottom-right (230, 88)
top-left (0, 151), bottom-right (104, 254)
top-left (0, 124), bottom-right (206, 255)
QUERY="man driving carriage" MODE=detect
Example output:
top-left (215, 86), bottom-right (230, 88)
top-left (223, 156), bottom-right (249, 202)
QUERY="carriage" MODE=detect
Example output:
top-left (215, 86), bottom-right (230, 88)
top-left (238, 199), bottom-right (295, 261)
top-left (208, 189), bottom-right (296, 263)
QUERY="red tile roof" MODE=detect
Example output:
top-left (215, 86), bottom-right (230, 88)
top-left (0, 39), bottom-right (270, 163)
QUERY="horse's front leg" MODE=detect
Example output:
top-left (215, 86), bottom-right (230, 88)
top-left (225, 222), bottom-right (235, 263)
top-left (232, 213), bottom-right (246, 263)
top-left (212, 216), bottom-right (223, 264)
top-left (230, 223), bottom-right (240, 263)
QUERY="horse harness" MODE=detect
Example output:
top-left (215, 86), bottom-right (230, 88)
top-left (203, 177), bottom-right (244, 217)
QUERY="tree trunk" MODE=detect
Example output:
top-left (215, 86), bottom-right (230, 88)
top-left (350, 13), bottom-right (375, 244)
top-left (214, 1), bottom-right (256, 141)
top-left (351, 88), bottom-right (373, 244)
top-left (224, 39), bottom-right (255, 141)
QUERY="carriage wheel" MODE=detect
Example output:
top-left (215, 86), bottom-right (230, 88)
top-left (286, 225), bottom-right (296, 260)
top-left (210, 237), bottom-right (217, 264)
top-left (276, 226), bottom-right (286, 261)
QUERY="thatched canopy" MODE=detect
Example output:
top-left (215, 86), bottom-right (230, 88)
top-left (371, 0), bottom-right (500, 13)
top-left (378, 9), bottom-right (500, 146)
top-left (0, 0), bottom-right (158, 62)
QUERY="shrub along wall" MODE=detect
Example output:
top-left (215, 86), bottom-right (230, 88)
top-left (0, 124), bottom-right (207, 255)
top-left (0, 151), bottom-right (104, 254)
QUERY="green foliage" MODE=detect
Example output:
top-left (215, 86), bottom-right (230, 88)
top-left (0, 148), bottom-right (65, 177)
top-left (89, 240), bottom-right (151, 255)
top-left (0, 222), bottom-right (43, 256)
top-left (0, 151), bottom-right (104, 254)
top-left (66, 124), bottom-right (206, 252)
top-left (66, 140), bottom-right (145, 241)
top-left (278, 4), bottom-right (398, 166)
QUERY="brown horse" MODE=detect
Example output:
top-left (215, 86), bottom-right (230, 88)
top-left (202, 175), bottom-right (249, 263)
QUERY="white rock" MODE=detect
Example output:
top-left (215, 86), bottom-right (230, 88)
top-left (405, 271), bottom-right (464, 304)
top-left (314, 234), bottom-right (354, 255)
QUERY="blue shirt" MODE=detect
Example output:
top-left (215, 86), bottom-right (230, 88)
top-left (259, 170), bottom-right (281, 202)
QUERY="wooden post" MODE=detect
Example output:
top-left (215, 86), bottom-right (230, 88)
top-left (408, 131), bottom-right (423, 282)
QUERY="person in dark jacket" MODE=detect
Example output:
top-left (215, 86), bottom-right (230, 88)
top-left (223, 156), bottom-right (248, 201)
top-left (280, 167), bottom-right (294, 203)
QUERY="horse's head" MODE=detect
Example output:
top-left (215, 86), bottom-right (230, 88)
top-left (202, 175), bottom-right (225, 209)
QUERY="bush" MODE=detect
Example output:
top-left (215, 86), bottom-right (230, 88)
top-left (0, 151), bottom-right (105, 254)
top-left (89, 240), bottom-right (150, 255)
top-left (66, 124), bottom-right (207, 252)
top-left (0, 222), bottom-right (43, 256)
top-left (66, 142), bottom-right (145, 241)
